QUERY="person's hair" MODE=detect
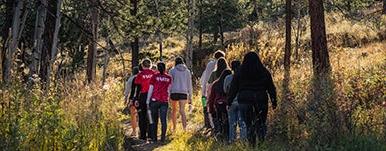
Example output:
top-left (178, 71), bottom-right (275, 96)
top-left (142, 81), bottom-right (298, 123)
top-left (141, 58), bottom-right (152, 68)
top-left (214, 50), bottom-right (225, 59)
top-left (157, 62), bottom-right (166, 75)
top-left (151, 65), bottom-right (157, 70)
top-left (239, 52), bottom-right (267, 80)
top-left (138, 65), bottom-right (143, 71)
top-left (132, 66), bottom-right (140, 75)
top-left (214, 69), bottom-right (232, 95)
top-left (175, 57), bottom-right (184, 66)
top-left (215, 57), bottom-right (228, 77)
top-left (230, 60), bottom-right (241, 72)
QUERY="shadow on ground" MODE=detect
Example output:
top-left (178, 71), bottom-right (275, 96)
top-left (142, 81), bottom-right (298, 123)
top-left (124, 136), bottom-right (172, 151)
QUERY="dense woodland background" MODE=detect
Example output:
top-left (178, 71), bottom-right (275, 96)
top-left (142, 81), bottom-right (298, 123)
top-left (0, 0), bottom-right (385, 150)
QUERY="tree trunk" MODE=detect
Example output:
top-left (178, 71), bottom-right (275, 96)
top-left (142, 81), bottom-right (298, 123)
top-left (31, 0), bottom-right (47, 78)
top-left (50, 0), bottom-right (62, 66)
top-left (102, 37), bottom-right (110, 86)
top-left (219, 24), bottom-right (224, 48)
top-left (108, 38), bottom-right (126, 73)
top-left (383, 0), bottom-right (386, 14)
top-left (282, 1), bottom-right (292, 134)
top-left (218, 0), bottom-right (224, 49)
top-left (309, 0), bottom-right (331, 76)
top-left (131, 38), bottom-right (139, 69)
top-left (2, 0), bottom-right (23, 84)
top-left (130, 0), bottom-right (139, 69)
top-left (186, 0), bottom-right (194, 69)
top-left (40, 0), bottom-right (61, 87)
top-left (154, 0), bottom-right (163, 60)
top-left (159, 37), bottom-right (163, 60)
top-left (198, 27), bottom-right (202, 52)
top-left (198, 0), bottom-right (203, 52)
top-left (294, 7), bottom-right (302, 61)
top-left (252, 0), bottom-right (259, 21)
top-left (248, 24), bottom-right (254, 46)
top-left (1, 0), bottom-right (15, 82)
top-left (87, 0), bottom-right (99, 83)
top-left (284, 0), bottom-right (292, 72)
top-left (213, 30), bottom-right (218, 44)
top-left (252, 0), bottom-right (260, 51)
top-left (17, 8), bottom-right (28, 42)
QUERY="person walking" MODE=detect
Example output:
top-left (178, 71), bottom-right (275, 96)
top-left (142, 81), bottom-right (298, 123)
top-left (134, 58), bottom-right (156, 140)
top-left (124, 66), bottom-right (141, 136)
top-left (228, 52), bottom-right (277, 145)
top-left (169, 57), bottom-right (193, 131)
top-left (208, 57), bottom-right (228, 84)
top-left (207, 57), bottom-right (229, 129)
top-left (208, 69), bottom-right (232, 141)
top-left (146, 62), bottom-right (172, 142)
top-left (200, 50), bottom-right (225, 129)
top-left (223, 60), bottom-right (246, 143)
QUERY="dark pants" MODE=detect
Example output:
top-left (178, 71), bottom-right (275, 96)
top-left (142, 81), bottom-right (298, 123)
top-left (137, 93), bottom-right (149, 140)
top-left (202, 97), bottom-right (210, 128)
top-left (204, 106), bottom-right (210, 128)
top-left (239, 102), bottom-right (268, 145)
top-left (214, 103), bottom-right (229, 140)
top-left (149, 101), bottom-right (168, 141)
top-left (254, 103), bottom-right (268, 141)
top-left (239, 103), bottom-right (255, 144)
top-left (238, 90), bottom-right (269, 145)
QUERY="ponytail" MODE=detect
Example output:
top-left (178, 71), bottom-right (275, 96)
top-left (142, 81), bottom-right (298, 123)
top-left (157, 62), bottom-right (166, 75)
top-left (175, 57), bottom-right (184, 66)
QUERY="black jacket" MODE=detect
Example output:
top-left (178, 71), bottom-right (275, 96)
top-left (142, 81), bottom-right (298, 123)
top-left (228, 69), bottom-right (277, 106)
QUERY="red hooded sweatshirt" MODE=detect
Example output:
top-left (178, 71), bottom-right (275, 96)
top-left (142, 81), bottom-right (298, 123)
top-left (149, 73), bottom-right (172, 102)
top-left (135, 69), bottom-right (156, 93)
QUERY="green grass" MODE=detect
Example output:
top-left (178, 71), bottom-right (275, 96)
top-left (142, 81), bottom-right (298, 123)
top-left (1, 11), bottom-right (385, 151)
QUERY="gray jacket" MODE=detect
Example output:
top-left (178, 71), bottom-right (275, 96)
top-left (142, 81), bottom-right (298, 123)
top-left (169, 64), bottom-right (193, 99)
top-left (200, 59), bottom-right (216, 97)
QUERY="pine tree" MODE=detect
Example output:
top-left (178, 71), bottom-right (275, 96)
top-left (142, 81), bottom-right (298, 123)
top-left (309, 0), bottom-right (330, 76)
top-left (284, 0), bottom-right (292, 72)
top-left (86, 0), bottom-right (99, 83)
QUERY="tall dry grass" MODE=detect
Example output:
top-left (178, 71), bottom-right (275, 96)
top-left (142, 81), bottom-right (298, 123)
top-left (155, 12), bottom-right (386, 151)
top-left (0, 77), bottom-right (126, 150)
top-left (0, 11), bottom-right (385, 151)
top-left (155, 41), bottom-right (386, 151)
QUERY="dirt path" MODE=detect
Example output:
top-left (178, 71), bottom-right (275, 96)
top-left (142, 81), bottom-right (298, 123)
top-left (122, 121), bottom-right (164, 151)
top-left (122, 112), bottom-right (205, 151)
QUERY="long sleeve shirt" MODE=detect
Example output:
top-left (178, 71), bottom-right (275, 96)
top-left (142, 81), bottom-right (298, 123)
top-left (200, 60), bottom-right (216, 97)
top-left (169, 64), bottom-right (193, 100)
top-left (124, 75), bottom-right (136, 101)
top-left (228, 69), bottom-right (277, 105)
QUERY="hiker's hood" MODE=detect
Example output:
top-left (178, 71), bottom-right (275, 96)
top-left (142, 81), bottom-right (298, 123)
top-left (176, 64), bottom-right (187, 72)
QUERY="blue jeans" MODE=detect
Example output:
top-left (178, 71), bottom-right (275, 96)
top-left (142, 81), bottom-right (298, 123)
top-left (149, 101), bottom-right (168, 141)
top-left (228, 101), bottom-right (247, 142)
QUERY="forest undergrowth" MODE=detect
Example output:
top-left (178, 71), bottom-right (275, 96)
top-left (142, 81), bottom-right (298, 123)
top-left (1, 12), bottom-right (385, 150)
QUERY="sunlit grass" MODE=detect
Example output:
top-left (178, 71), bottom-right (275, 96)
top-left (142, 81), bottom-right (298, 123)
top-left (1, 11), bottom-right (385, 150)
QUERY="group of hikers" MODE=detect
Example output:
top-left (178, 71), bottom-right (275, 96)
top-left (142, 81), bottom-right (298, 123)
top-left (124, 50), bottom-right (277, 146)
